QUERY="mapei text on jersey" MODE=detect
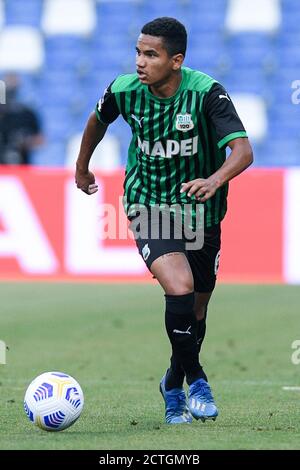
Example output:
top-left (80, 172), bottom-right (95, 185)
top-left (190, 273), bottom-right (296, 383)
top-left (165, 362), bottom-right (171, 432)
top-left (137, 136), bottom-right (199, 158)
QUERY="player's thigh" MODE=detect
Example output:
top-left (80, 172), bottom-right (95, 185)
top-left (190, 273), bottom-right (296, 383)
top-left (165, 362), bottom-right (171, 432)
top-left (150, 251), bottom-right (194, 295)
top-left (131, 214), bottom-right (194, 294)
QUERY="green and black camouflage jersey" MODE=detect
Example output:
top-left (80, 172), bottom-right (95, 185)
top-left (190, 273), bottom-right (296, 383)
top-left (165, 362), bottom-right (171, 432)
top-left (95, 66), bottom-right (247, 228)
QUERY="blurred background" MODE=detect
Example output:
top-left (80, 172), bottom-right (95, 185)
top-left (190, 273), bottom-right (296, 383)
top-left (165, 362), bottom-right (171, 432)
top-left (0, 0), bottom-right (299, 282)
top-left (0, 0), bottom-right (299, 167)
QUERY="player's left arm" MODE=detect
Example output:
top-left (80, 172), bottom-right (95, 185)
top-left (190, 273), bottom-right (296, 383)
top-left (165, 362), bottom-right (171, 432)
top-left (181, 83), bottom-right (253, 202)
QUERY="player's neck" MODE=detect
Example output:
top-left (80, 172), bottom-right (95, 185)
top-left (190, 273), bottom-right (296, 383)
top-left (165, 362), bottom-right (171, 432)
top-left (149, 70), bottom-right (182, 99)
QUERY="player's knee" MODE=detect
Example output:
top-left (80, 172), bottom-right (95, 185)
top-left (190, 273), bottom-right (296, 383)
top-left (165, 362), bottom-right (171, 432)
top-left (165, 279), bottom-right (194, 296)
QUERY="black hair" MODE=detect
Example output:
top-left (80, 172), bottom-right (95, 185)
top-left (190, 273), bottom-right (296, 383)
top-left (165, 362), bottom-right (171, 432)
top-left (141, 17), bottom-right (187, 57)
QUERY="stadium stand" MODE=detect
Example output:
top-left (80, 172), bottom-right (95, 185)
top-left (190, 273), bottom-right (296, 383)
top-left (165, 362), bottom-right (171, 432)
top-left (0, 0), bottom-right (299, 167)
top-left (4, 0), bottom-right (43, 27)
top-left (0, 1), bottom-right (4, 30)
top-left (0, 26), bottom-right (44, 71)
top-left (231, 93), bottom-right (268, 143)
top-left (66, 131), bottom-right (121, 170)
top-left (41, 0), bottom-right (96, 36)
top-left (225, 0), bottom-right (281, 33)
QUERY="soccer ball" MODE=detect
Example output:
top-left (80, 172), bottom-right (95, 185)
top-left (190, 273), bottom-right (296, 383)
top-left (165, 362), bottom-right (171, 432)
top-left (24, 371), bottom-right (84, 431)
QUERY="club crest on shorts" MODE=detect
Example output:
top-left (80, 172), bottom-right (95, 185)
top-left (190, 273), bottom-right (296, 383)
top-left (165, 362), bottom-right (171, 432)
top-left (142, 243), bottom-right (150, 261)
top-left (214, 250), bottom-right (221, 275)
top-left (175, 113), bottom-right (194, 132)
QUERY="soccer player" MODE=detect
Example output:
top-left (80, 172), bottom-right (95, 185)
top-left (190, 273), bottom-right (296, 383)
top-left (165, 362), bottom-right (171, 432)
top-left (75, 17), bottom-right (253, 424)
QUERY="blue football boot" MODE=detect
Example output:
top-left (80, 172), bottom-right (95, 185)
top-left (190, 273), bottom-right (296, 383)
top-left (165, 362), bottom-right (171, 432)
top-left (188, 378), bottom-right (218, 422)
top-left (159, 374), bottom-right (192, 424)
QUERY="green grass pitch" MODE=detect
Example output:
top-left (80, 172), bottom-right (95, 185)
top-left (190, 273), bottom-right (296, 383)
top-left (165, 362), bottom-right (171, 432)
top-left (1, 282), bottom-right (300, 450)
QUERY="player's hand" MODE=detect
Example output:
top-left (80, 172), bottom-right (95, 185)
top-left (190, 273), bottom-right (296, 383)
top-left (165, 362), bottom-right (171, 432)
top-left (75, 169), bottom-right (98, 195)
top-left (180, 176), bottom-right (219, 202)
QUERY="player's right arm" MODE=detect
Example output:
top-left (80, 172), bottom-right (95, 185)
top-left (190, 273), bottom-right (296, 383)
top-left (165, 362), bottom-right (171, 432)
top-left (75, 82), bottom-right (120, 195)
top-left (75, 112), bottom-right (108, 194)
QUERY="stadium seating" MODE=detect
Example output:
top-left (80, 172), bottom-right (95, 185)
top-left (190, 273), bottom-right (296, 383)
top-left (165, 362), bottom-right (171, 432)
top-left (0, 0), bottom-right (4, 30)
top-left (0, 26), bottom-right (44, 71)
top-left (231, 93), bottom-right (268, 142)
top-left (66, 131), bottom-right (121, 170)
top-left (225, 0), bottom-right (281, 33)
top-left (41, 0), bottom-right (96, 36)
top-left (0, 0), bottom-right (299, 167)
top-left (5, 0), bottom-right (43, 27)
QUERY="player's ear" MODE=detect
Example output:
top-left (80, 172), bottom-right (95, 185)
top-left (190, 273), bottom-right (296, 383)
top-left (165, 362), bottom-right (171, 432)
top-left (172, 53), bottom-right (184, 71)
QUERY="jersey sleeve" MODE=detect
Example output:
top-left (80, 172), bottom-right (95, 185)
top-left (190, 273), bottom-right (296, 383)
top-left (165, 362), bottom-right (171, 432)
top-left (95, 81), bottom-right (120, 124)
top-left (204, 82), bottom-right (247, 149)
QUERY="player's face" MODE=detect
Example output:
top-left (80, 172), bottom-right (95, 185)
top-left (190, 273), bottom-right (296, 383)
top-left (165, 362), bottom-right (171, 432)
top-left (136, 34), bottom-right (182, 86)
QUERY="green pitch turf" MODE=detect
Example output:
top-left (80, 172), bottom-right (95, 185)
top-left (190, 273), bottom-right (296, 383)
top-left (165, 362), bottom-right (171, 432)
top-left (0, 282), bottom-right (300, 450)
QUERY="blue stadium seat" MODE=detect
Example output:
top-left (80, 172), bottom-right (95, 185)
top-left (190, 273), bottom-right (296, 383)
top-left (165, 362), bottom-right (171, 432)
top-left (278, 45), bottom-right (300, 67)
top-left (223, 71), bottom-right (267, 95)
top-left (41, 104), bottom-right (73, 140)
top-left (45, 36), bottom-right (92, 65)
top-left (5, 0), bottom-right (42, 26)
top-left (188, 46), bottom-right (226, 70)
top-left (258, 139), bottom-right (300, 167)
top-left (281, 6), bottom-right (300, 32)
top-left (96, 1), bottom-right (138, 17)
top-left (16, 73), bottom-right (41, 107)
top-left (31, 141), bottom-right (66, 166)
top-left (189, 0), bottom-right (227, 12)
top-left (138, 1), bottom-right (183, 20)
top-left (225, 34), bottom-right (275, 68)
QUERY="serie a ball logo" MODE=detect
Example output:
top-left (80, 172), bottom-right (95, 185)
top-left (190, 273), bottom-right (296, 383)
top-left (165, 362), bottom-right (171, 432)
top-left (24, 371), bottom-right (84, 431)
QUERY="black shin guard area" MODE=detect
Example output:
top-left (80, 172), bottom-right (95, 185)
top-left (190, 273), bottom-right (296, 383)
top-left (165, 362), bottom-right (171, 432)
top-left (165, 293), bottom-right (202, 385)
top-left (165, 357), bottom-right (185, 390)
top-left (197, 305), bottom-right (208, 354)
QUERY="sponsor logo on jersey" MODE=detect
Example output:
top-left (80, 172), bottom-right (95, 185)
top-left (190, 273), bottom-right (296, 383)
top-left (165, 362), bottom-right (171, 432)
top-left (131, 114), bottom-right (144, 128)
top-left (219, 93), bottom-right (230, 101)
top-left (137, 136), bottom-right (198, 158)
top-left (175, 113), bottom-right (194, 132)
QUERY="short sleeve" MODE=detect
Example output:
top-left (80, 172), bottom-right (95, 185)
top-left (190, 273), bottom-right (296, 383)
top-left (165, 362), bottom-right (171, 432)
top-left (95, 81), bottom-right (120, 124)
top-left (204, 82), bottom-right (247, 149)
